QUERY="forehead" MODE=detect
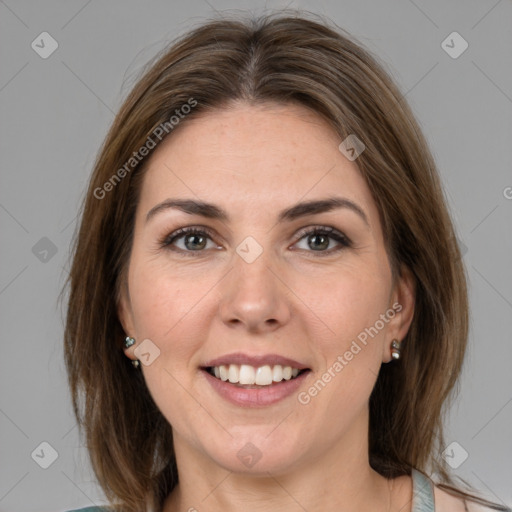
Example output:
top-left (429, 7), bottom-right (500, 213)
top-left (137, 102), bottom-right (379, 229)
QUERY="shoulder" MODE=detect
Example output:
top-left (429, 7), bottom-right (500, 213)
top-left (434, 485), bottom-right (507, 512)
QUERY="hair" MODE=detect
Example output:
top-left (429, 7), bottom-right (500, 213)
top-left (62, 11), bottom-right (509, 512)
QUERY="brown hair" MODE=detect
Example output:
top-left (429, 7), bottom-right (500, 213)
top-left (63, 11), bottom-right (509, 512)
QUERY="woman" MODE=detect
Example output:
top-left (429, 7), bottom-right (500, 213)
top-left (63, 12), bottom-right (510, 512)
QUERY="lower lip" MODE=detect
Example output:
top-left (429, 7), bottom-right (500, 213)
top-left (202, 369), bottom-right (310, 407)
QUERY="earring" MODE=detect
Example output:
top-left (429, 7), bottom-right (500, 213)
top-left (124, 336), bottom-right (140, 368)
top-left (391, 339), bottom-right (401, 360)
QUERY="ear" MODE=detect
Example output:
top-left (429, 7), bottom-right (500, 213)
top-left (383, 264), bottom-right (416, 363)
top-left (117, 278), bottom-right (138, 360)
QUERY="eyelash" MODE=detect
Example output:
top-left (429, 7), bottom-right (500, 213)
top-left (159, 225), bottom-right (352, 257)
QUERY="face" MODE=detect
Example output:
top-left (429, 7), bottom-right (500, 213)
top-left (118, 102), bottom-right (414, 476)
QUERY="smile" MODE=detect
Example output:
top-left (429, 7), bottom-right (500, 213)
top-left (201, 352), bottom-right (312, 406)
top-left (207, 364), bottom-right (307, 386)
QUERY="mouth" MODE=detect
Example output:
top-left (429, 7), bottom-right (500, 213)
top-left (200, 353), bottom-right (312, 406)
top-left (203, 364), bottom-right (310, 388)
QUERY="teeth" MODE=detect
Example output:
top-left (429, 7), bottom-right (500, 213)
top-left (239, 364), bottom-right (255, 385)
top-left (219, 365), bottom-right (228, 381)
top-left (255, 365), bottom-right (273, 385)
top-left (228, 364), bottom-right (240, 383)
top-left (272, 365), bottom-right (283, 382)
top-left (210, 364), bottom-right (303, 386)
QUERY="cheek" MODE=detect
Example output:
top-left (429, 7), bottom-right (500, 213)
top-left (129, 255), bottom-right (209, 335)
top-left (293, 264), bottom-right (391, 405)
top-left (296, 264), bottom-right (391, 345)
top-left (128, 259), bottom-right (211, 429)
top-left (322, 272), bottom-right (391, 386)
top-left (127, 258), bottom-right (211, 374)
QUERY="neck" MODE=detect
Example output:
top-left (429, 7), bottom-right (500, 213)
top-left (165, 464), bottom-right (390, 512)
top-left (162, 412), bottom-right (409, 512)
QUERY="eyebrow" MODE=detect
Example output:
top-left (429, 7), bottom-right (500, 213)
top-left (145, 197), bottom-right (369, 227)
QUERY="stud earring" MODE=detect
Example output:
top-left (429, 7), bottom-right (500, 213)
top-left (391, 339), bottom-right (401, 360)
top-left (124, 336), bottom-right (140, 368)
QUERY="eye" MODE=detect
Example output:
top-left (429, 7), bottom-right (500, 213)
top-left (160, 225), bottom-right (352, 256)
top-left (160, 227), bottom-right (220, 253)
top-left (293, 226), bottom-right (351, 254)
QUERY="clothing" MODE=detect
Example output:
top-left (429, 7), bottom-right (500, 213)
top-left (62, 470), bottom-right (443, 512)
top-left (411, 468), bottom-right (436, 512)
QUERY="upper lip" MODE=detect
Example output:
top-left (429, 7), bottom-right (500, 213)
top-left (203, 352), bottom-right (310, 370)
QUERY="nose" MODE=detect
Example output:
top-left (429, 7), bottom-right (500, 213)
top-left (217, 250), bottom-right (292, 334)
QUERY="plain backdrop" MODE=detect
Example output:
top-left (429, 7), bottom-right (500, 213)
top-left (0, 1), bottom-right (511, 511)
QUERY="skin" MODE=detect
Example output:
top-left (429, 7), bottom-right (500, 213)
top-left (118, 101), bottom-right (418, 511)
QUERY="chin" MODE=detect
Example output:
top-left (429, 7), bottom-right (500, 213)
top-left (204, 429), bottom-right (307, 475)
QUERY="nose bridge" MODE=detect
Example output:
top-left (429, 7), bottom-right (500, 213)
top-left (217, 240), bottom-right (291, 331)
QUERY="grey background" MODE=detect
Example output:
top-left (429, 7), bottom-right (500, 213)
top-left (0, 1), bottom-right (511, 511)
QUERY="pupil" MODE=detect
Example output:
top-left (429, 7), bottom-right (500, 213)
top-left (185, 234), bottom-right (206, 250)
top-left (309, 234), bottom-right (329, 251)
